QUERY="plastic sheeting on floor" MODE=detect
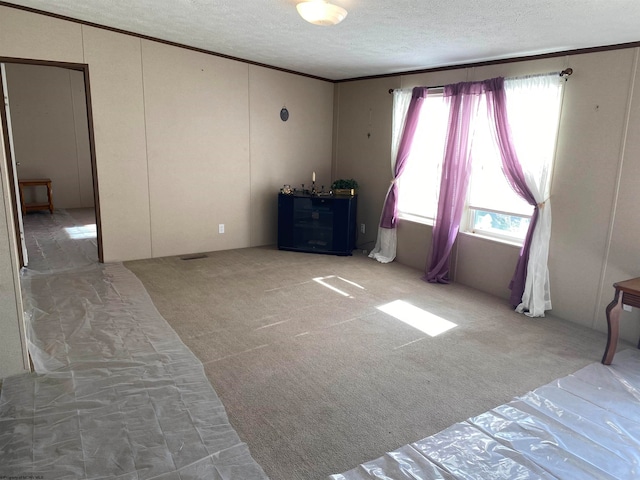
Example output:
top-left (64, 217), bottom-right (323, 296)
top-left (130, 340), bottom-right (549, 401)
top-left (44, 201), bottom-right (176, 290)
top-left (0, 210), bottom-right (268, 479)
top-left (22, 209), bottom-right (100, 274)
top-left (330, 348), bottom-right (640, 480)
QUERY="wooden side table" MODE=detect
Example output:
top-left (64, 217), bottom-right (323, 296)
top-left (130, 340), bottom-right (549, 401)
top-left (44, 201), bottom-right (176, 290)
top-left (18, 178), bottom-right (54, 215)
top-left (602, 277), bottom-right (640, 365)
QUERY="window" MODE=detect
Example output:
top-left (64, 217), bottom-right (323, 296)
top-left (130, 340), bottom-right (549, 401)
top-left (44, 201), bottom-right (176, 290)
top-left (396, 75), bottom-right (563, 244)
top-left (396, 92), bottom-right (447, 223)
top-left (465, 94), bottom-right (533, 242)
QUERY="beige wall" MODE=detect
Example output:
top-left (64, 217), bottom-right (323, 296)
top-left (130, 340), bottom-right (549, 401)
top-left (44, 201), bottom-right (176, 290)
top-left (142, 41), bottom-right (251, 257)
top-left (5, 63), bottom-right (93, 209)
top-left (0, 128), bottom-right (29, 378)
top-left (594, 49), bottom-right (640, 342)
top-left (0, 6), bottom-right (334, 262)
top-left (333, 77), bottom-right (399, 253)
top-left (82, 26), bottom-right (152, 262)
top-left (335, 51), bottom-right (640, 343)
top-left (250, 66), bottom-right (335, 246)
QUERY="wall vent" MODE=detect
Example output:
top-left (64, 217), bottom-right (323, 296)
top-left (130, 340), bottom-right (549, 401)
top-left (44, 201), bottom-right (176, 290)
top-left (180, 254), bottom-right (208, 261)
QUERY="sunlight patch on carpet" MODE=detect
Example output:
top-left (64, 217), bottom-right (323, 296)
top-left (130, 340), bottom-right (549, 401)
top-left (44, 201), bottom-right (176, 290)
top-left (377, 300), bottom-right (457, 337)
top-left (313, 275), bottom-right (365, 298)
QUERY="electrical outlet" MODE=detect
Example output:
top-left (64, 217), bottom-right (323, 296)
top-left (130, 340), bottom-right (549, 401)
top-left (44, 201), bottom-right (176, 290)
top-left (218, 224), bottom-right (224, 234)
top-left (623, 304), bottom-right (632, 312)
top-left (360, 223), bottom-right (365, 234)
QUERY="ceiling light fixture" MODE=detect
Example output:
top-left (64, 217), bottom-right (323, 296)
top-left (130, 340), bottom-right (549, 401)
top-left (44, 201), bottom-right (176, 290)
top-left (296, 1), bottom-right (348, 26)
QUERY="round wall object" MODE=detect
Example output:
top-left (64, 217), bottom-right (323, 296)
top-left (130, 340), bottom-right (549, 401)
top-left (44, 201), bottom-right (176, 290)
top-left (280, 107), bottom-right (289, 122)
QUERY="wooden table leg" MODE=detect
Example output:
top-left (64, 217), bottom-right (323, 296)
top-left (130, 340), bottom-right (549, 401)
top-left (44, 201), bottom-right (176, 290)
top-left (602, 289), bottom-right (622, 365)
top-left (46, 181), bottom-right (54, 213)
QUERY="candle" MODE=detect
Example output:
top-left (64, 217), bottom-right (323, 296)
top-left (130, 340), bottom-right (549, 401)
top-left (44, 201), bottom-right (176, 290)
top-left (312, 171), bottom-right (316, 182)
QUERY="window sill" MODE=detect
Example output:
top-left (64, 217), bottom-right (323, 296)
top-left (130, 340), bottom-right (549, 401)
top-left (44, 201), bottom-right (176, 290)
top-left (459, 230), bottom-right (523, 249)
top-left (397, 212), bottom-right (434, 226)
top-left (398, 213), bottom-right (523, 248)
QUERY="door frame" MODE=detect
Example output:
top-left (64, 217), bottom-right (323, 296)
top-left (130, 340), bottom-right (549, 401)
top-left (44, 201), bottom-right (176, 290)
top-left (0, 57), bottom-right (103, 264)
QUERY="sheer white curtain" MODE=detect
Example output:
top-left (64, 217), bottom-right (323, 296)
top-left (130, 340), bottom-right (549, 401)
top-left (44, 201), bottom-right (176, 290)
top-left (505, 74), bottom-right (564, 316)
top-left (369, 88), bottom-right (413, 263)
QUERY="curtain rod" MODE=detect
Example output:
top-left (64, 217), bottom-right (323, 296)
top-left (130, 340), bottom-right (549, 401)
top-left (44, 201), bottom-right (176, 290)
top-left (387, 68), bottom-right (574, 94)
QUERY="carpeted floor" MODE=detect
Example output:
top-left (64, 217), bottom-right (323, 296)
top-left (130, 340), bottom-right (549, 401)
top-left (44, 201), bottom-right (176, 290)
top-left (124, 247), bottom-right (627, 480)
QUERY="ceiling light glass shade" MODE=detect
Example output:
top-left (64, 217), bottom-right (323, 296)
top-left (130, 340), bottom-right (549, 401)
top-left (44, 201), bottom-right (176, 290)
top-left (296, 1), bottom-right (348, 26)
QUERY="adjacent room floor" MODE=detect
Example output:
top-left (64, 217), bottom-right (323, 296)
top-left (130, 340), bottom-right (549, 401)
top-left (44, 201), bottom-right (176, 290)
top-left (0, 209), bottom-right (268, 479)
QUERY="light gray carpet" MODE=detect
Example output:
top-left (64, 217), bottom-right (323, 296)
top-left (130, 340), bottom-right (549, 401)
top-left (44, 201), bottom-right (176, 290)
top-left (125, 247), bottom-right (628, 480)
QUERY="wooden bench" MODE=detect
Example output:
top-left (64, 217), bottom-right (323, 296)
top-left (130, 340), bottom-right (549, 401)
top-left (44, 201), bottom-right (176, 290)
top-left (18, 178), bottom-right (54, 215)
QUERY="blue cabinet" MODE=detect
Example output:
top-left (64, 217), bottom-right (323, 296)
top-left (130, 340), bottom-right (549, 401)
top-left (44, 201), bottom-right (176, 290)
top-left (277, 193), bottom-right (357, 255)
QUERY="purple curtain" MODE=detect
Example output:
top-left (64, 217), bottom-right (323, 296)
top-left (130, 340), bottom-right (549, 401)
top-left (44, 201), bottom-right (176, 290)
top-left (483, 77), bottom-right (538, 307)
top-left (424, 81), bottom-right (485, 283)
top-left (379, 87), bottom-right (428, 229)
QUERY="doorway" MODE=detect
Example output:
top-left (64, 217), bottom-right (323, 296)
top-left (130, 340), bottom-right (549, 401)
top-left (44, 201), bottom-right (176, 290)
top-left (0, 59), bottom-right (103, 266)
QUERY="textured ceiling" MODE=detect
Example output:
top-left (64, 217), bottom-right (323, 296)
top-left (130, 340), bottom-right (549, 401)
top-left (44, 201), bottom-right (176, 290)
top-left (3, 0), bottom-right (640, 81)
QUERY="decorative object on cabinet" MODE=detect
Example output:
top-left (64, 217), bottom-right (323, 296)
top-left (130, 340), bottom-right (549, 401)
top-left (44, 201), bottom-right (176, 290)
top-left (331, 178), bottom-right (359, 196)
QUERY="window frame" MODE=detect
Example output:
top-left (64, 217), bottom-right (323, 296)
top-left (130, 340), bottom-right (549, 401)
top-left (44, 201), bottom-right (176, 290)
top-left (395, 76), bottom-right (562, 248)
top-left (463, 205), bottom-right (533, 245)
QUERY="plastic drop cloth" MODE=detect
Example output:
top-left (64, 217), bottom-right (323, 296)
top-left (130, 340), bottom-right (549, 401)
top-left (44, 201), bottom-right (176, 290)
top-left (0, 210), bottom-right (268, 479)
top-left (330, 348), bottom-right (640, 479)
